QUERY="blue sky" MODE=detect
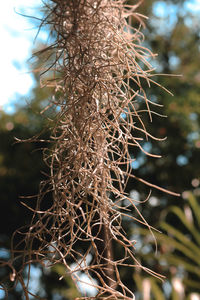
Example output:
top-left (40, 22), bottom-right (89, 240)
top-left (0, 0), bottom-right (44, 112)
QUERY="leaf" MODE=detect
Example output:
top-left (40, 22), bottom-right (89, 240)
top-left (150, 278), bottom-right (165, 300)
top-left (167, 206), bottom-right (200, 246)
top-left (188, 194), bottom-right (200, 228)
top-left (162, 254), bottom-right (200, 277)
top-left (160, 222), bottom-right (200, 258)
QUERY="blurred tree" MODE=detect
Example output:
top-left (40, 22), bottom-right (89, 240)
top-left (126, 0), bottom-right (200, 220)
top-left (1, 0), bottom-right (200, 299)
top-left (0, 73), bottom-right (81, 299)
top-left (0, 74), bottom-right (50, 242)
top-left (125, 0), bottom-right (200, 298)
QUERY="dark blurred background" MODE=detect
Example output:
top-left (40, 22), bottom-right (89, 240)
top-left (0, 0), bottom-right (200, 299)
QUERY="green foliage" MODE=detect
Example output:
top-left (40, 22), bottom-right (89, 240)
top-left (160, 193), bottom-right (200, 293)
top-left (133, 192), bottom-right (200, 299)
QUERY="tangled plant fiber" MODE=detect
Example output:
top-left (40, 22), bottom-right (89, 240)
top-left (1, 0), bottom-right (179, 299)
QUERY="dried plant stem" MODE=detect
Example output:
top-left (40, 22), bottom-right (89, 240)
top-left (0, 0), bottom-right (179, 299)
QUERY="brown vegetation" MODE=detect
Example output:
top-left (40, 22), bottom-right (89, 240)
top-left (1, 1), bottom-right (179, 299)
